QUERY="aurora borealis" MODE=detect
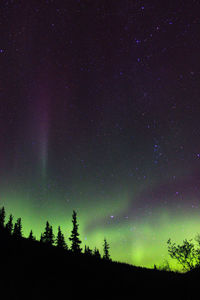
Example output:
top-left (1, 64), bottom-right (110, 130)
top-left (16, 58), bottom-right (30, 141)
top-left (1, 0), bottom-right (200, 269)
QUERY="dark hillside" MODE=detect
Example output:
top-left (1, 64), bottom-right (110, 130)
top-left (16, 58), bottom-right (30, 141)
top-left (185, 268), bottom-right (200, 300)
top-left (0, 228), bottom-right (188, 299)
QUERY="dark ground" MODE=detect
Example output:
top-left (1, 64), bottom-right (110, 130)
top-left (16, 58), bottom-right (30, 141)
top-left (0, 228), bottom-right (198, 299)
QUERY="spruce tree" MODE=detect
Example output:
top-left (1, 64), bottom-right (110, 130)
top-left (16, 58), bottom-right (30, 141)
top-left (69, 210), bottom-right (82, 253)
top-left (56, 226), bottom-right (67, 249)
top-left (43, 221), bottom-right (50, 243)
top-left (13, 218), bottom-right (22, 238)
top-left (103, 238), bottom-right (111, 260)
top-left (43, 221), bottom-right (54, 246)
top-left (5, 214), bottom-right (13, 234)
top-left (49, 226), bottom-right (54, 245)
top-left (40, 233), bottom-right (44, 243)
top-left (28, 230), bottom-right (36, 241)
top-left (84, 245), bottom-right (92, 256)
top-left (93, 247), bottom-right (101, 259)
top-left (0, 206), bottom-right (5, 228)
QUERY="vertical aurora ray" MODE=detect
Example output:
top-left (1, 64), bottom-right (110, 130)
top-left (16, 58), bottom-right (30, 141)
top-left (1, 0), bottom-right (200, 272)
top-left (38, 102), bottom-right (49, 180)
top-left (30, 82), bottom-right (51, 181)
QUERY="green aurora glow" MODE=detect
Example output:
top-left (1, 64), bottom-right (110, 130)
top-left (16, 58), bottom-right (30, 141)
top-left (1, 0), bottom-right (200, 273)
top-left (2, 188), bottom-right (200, 270)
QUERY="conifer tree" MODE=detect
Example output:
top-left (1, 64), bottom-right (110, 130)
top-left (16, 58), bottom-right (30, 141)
top-left (43, 221), bottom-right (54, 246)
top-left (69, 210), bottom-right (82, 253)
top-left (43, 221), bottom-right (50, 240)
top-left (5, 214), bottom-right (13, 234)
top-left (0, 206), bottom-right (5, 228)
top-left (56, 226), bottom-right (67, 249)
top-left (93, 247), bottom-right (101, 259)
top-left (13, 218), bottom-right (22, 238)
top-left (84, 245), bottom-right (92, 256)
top-left (103, 238), bottom-right (111, 260)
top-left (40, 233), bottom-right (44, 243)
top-left (28, 230), bottom-right (36, 241)
top-left (49, 226), bottom-right (54, 245)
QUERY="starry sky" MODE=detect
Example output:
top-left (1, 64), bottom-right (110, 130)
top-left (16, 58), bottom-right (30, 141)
top-left (1, 0), bottom-right (200, 269)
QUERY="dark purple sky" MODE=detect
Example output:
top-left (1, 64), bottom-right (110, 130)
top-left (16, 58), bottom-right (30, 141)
top-left (1, 0), bottom-right (200, 267)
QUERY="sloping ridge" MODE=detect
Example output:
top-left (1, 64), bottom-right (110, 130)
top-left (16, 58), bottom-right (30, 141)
top-left (0, 228), bottom-right (189, 299)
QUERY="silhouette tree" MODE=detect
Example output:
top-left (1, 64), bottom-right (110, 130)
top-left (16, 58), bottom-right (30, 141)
top-left (40, 233), bottom-right (44, 243)
top-left (5, 214), bottom-right (13, 234)
top-left (167, 238), bottom-right (197, 271)
top-left (84, 245), bottom-right (92, 256)
top-left (49, 226), bottom-right (54, 245)
top-left (93, 247), bottom-right (101, 259)
top-left (13, 218), bottom-right (22, 238)
top-left (69, 210), bottom-right (82, 253)
top-left (0, 206), bottom-right (5, 228)
top-left (103, 238), bottom-right (111, 260)
top-left (28, 230), bottom-right (36, 241)
top-left (42, 221), bottom-right (54, 246)
top-left (56, 226), bottom-right (67, 249)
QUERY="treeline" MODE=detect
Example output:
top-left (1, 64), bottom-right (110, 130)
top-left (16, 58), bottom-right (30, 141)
top-left (0, 207), bottom-right (111, 260)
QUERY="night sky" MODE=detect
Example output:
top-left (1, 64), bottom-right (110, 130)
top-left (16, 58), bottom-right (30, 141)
top-left (1, 0), bottom-right (200, 268)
